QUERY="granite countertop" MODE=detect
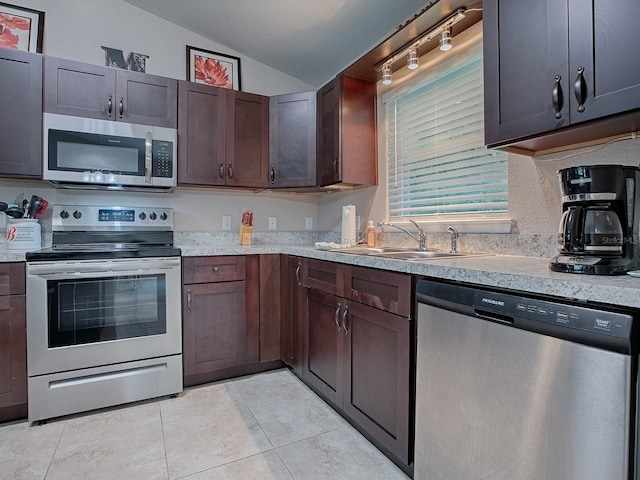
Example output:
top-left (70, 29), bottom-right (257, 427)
top-left (5, 244), bottom-right (640, 309)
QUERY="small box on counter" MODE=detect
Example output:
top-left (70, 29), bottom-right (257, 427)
top-left (239, 210), bottom-right (253, 245)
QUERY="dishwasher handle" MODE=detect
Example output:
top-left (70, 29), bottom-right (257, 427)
top-left (474, 309), bottom-right (515, 325)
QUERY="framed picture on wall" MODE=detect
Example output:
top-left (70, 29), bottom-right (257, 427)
top-left (0, 2), bottom-right (44, 52)
top-left (187, 45), bottom-right (241, 90)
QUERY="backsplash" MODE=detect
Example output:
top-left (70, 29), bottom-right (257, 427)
top-left (2, 230), bottom-right (557, 259)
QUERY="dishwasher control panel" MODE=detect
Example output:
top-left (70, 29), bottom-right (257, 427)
top-left (417, 279), bottom-right (636, 353)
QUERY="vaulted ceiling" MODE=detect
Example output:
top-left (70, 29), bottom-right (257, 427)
top-left (122, 0), bottom-right (434, 87)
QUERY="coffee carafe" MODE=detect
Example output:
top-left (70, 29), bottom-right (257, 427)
top-left (550, 164), bottom-right (640, 275)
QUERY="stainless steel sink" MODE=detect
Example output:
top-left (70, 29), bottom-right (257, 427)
top-left (331, 247), bottom-right (409, 255)
top-left (332, 246), bottom-right (488, 260)
top-left (374, 251), bottom-right (486, 260)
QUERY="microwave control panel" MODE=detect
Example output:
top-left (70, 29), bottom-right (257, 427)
top-left (152, 141), bottom-right (174, 178)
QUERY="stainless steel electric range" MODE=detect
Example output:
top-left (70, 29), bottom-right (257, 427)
top-left (25, 205), bottom-right (183, 422)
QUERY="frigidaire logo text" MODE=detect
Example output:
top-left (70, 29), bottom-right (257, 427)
top-left (481, 297), bottom-right (505, 307)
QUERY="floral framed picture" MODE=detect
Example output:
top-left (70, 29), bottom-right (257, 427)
top-left (0, 2), bottom-right (44, 52)
top-left (187, 45), bottom-right (241, 90)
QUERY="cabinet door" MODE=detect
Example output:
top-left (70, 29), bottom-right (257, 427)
top-left (0, 295), bottom-right (27, 412)
top-left (182, 280), bottom-right (258, 377)
top-left (281, 256), bottom-right (304, 374)
top-left (343, 301), bottom-right (411, 465)
top-left (44, 56), bottom-right (115, 119)
top-left (269, 91), bottom-right (317, 188)
top-left (317, 78), bottom-right (341, 186)
top-left (226, 91), bottom-right (269, 188)
top-left (568, 0), bottom-right (640, 123)
top-left (483, 0), bottom-right (570, 146)
top-left (0, 49), bottom-right (42, 178)
top-left (116, 70), bottom-right (177, 127)
top-left (259, 254), bottom-right (281, 363)
top-left (178, 81), bottom-right (227, 186)
top-left (340, 75), bottom-right (376, 186)
top-left (304, 288), bottom-right (345, 407)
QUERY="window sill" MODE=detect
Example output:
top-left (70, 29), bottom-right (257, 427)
top-left (388, 217), bottom-right (513, 234)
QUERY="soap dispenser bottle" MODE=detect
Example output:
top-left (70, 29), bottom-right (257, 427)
top-left (366, 221), bottom-right (376, 247)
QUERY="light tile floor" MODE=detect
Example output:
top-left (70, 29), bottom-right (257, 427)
top-left (0, 368), bottom-right (410, 480)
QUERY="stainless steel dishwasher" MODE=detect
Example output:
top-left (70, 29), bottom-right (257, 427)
top-left (415, 279), bottom-right (638, 480)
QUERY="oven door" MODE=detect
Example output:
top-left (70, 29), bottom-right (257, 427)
top-left (26, 257), bottom-right (182, 376)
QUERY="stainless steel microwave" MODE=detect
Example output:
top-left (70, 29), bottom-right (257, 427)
top-left (43, 113), bottom-right (177, 192)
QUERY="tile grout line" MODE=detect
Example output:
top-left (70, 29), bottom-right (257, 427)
top-left (40, 419), bottom-right (67, 480)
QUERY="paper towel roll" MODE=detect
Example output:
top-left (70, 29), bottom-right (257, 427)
top-left (341, 205), bottom-right (356, 245)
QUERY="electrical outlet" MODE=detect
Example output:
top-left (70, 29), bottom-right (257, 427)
top-left (356, 215), bottom-right (361, 230)
top-left (0, 213), bottom-right (5, 229)
top-left (305, 216), bottom-right (313, 230)
top-left (268, 216), bottom-right (277, 230)
top-left (222, 215), bottom-right (231, 230)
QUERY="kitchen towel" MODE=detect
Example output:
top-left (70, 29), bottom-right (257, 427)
top-left (341, 205), bottom-right (356, 245)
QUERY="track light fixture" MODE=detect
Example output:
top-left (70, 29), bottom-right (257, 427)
top-left (439, 29), bottom-right (452, 51)
top-left (382, 63), bottom-right (392, 85)
top-left (407, 45), bottom-right (419, 70)
top-left (375, 8), bottom-right (467, 82)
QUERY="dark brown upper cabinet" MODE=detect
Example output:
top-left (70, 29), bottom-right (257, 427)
top-left (226, 90), bottom-right (269, 189)
top-left (44, 56), bottom-right (177, 128)
top-left (178, 81), bottom-right (227, 186)
top-left (269, 91), bottom-right (317, 188)
top-left (0, 49), bottom-right (42, 178)
top-left (317, 74), bottom-right (377, 187)
top-left (484, 0), bottom-right (640, 153)
top-left (178, 82), bottom-right (268, 188)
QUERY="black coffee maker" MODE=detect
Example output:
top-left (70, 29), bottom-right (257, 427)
top-left (549, 164), bottom-right (640, 275)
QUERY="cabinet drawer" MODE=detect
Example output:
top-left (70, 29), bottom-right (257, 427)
top-left (0, 263), bottom-right (25, 296)
top-left (302, 258), bottom-right (344, 296)
top-left (183, 256), bottom-right (246, 284)
top-left (346, 266), bottom-right (411, 317)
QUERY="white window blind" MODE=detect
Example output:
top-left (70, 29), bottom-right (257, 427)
top-left (386, 55), bottom-right (508, 220)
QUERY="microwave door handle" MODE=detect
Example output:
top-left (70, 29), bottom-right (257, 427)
top-left (145, 132), bottom-right (152, 184)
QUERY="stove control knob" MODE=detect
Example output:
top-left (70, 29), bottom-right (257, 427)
top-left (160, 212), bottom-right (168, 221)
top-left (60, 210), bottom-right (69, 219)
top-left (150, 212), bottom-right (157, 220)
top-left (139, 212), bottom-right (146, 220)
top-left (73, 210), bottom-right (82, 219)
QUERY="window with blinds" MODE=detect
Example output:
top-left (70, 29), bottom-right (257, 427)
top-left (386, 54), bottom-right (508, 220)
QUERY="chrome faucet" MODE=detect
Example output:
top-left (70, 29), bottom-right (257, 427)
top-left (379, 219), bottom-right (427, 251)
top-left (447, 226), bottom-right (459, 254)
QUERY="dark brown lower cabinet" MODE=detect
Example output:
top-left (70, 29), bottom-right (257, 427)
top-left (0, 264), bottom-right (27, 422)
top-left (182, 256), bottom-right (259, 386)
top-left (303, 275), bottom-right (412, 471)
top-left (281, 256), bottom-right (304, 375)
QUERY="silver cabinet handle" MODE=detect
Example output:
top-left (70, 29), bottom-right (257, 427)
top-left (144, 132), bottom-right (152, 184)
top-left (107, 95), bottom-right (113, 117)
top-left (119, 97), bottom-right (124, 118)
top-left (187, 289), bottom-right (192, 312)
top-left (295, 263), bottom-right (301, 285)
top-left (335, 303), bottom-right (342, 332)
top-left (213, 266), bottom-right (219, 273)
top-left (342, 304), bottom-right (349, 335)
top-left (228, 163), bottom-right (233, 179)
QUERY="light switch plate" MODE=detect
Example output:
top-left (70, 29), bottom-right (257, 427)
top-left (305, 216), bottom-right (313, 230)
top-left (222, 215), bottom-right (231, 230)
top-left (268, 216), bottom-right (277, 230)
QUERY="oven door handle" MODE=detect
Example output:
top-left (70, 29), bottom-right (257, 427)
top-left (144, 132), bottom-right (153, 184)
top-left (27, 258), bottom-right (181, 276)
